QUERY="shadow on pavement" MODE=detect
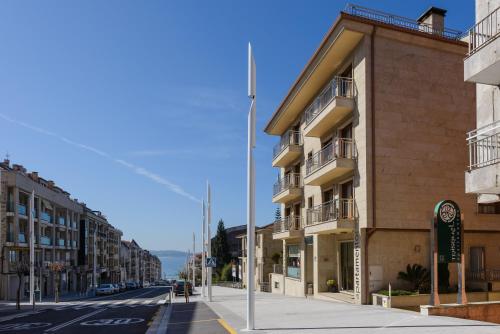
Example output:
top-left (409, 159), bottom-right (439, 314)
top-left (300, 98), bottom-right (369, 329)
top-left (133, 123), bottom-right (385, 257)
top-left (167, 301), bottom-right (229, 334)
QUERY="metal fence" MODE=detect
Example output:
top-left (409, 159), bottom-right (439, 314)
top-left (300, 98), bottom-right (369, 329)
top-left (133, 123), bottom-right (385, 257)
top-left (273, 173), bottom-right (301, 196)
top-left (305, 198), bottom-right (355, 226)
top-left (467, 6), bottom-right (500, 55)
top-left (305, 77), bottom-right (353, 126)
top-left (467, 120), bottom-right (500, 170)
top-left (467, 269), bottom-right (500, 282)
top-left (306, 138), bottom-right (355, 176)
top-left (273, 130), bottom-right (301, 158)
top-left (273, 215), bottom-right (302, 233)
top-left (343, 3), bottom-right (463, 40)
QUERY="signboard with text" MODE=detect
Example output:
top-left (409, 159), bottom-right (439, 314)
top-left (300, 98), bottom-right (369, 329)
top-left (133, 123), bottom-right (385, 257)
top-left (434, 200), bottom-right (461, 263)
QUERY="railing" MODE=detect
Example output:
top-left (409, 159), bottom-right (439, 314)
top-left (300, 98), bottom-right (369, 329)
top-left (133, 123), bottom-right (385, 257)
top-left (273, 173), bottom-right (301, 196)
top-left (306, 198), bottom-right (355, 226)
top-left (18, 233), bottom-right (26, 243)
top-left (343, 4), bottom-right (463, 40)
top-left (18, 204), bottom-right (27, 216)
top-left (306, 138), bottom-right (355, 176)
top-left (467, 6), bottom-right (500, 55)
top-left (305, 76), bottom-right (354, 126)
top-left (467, 120), bottom-right (500, 170)
top-left (58, 239), bottom-right (65, 247)
top-left (58, 217), bottom-right (66, 226)
top-left (273, 264), bottom-right (283, 274)
top-left (41, 212), bottom-right (52, 223)
top-left (40, 236), bottom-right (51, 246)
top-left (467, 269), bottom-right (500, 281)
top-left (273, 130), bottom-right (301, 158)
top-left (273, 216), bottom-right (302, 233)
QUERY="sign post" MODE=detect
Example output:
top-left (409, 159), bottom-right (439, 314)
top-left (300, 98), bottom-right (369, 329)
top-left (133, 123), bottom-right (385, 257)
top-left (431, 200), bottom-right (466, 306)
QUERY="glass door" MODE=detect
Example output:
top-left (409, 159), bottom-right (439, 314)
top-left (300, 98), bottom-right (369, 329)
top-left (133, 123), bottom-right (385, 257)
top-left (340, 241), bottom-right (354, 291)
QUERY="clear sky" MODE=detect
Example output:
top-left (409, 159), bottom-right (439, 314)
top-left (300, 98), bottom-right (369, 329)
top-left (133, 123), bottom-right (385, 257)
top-left (0, 0), bottom-right (473, 251)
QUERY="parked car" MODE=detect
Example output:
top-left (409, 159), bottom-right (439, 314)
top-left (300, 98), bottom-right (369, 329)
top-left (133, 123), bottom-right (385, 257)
top-left (144, 281), bottom-right (150, 288)
top-left (96, 284), bottom-right (115, 296)
top-left (174, 280), bottom-right (192, 296)
top-left (118, 282), bottom-right (126, 292)
top-left (126, 282), bottom-right (137, 290)
top-left (113, 283), bottom-right (120, 293)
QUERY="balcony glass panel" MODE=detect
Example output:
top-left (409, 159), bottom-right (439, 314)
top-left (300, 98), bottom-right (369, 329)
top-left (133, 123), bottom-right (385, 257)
top-left (58, 239), bottom-right (65, 247)
top-left (58, 217), bottom-right (66, 226)
top-left (41, 212), bottom-right (52, 223)
top-left (40, 236), bottom-right (51, 246)
top-left (18, 204), bottom-right (27, 216)
top-left (18, 233), bottom-right (26, 243)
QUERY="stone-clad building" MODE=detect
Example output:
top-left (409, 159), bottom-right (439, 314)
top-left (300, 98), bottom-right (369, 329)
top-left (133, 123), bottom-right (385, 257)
top-left (265, 4), bottom-right (500, 304)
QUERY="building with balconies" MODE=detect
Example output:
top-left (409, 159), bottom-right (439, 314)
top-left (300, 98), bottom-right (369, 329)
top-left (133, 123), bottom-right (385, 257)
top-left (0, 160), bottom-right (82, 300)
top-left (265, 4), bottom-right (500, 304)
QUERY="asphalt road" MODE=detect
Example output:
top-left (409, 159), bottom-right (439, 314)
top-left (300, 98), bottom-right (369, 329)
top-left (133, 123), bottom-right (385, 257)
top-left (0, 286), bottom-right (170, 334)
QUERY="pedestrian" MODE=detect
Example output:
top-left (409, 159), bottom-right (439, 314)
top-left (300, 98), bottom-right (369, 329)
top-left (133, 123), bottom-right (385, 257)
top-left (184, 281), bottom-right (190, 303)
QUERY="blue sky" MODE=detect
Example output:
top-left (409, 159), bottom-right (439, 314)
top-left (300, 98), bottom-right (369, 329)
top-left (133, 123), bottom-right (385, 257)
top-left (0, 0), bottom-right (473, 251)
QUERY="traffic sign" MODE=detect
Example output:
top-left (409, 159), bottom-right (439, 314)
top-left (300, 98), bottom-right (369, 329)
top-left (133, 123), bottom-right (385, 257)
top-left (206, 257), bottom-right (216, 268)
top-left (80, 318), bottom-right (144, 326)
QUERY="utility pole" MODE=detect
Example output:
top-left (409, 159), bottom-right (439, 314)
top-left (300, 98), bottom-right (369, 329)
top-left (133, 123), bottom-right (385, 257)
top-left (207, 182), bottom-right (212, 302)
top-left (93, 228), bottom-right (97, 292)
top-left (192, 232), bottom-right (196, 289)
top-left (29, 190), bottom-right (35, 309)
top-left (201, 200), bottom-right (206, 298)
top-left (246, 42), bottom-right (257, 330)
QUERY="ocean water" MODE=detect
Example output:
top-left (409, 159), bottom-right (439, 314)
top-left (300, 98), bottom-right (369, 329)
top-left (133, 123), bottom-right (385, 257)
top-left (158, 255), bottom-right (186, 279)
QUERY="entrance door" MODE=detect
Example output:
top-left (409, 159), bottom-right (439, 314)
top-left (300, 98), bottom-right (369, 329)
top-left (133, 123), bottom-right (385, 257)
top-left (293, 203), bottom-right (301, 230)
top-left (340, 241), bottom-right (354, 291)
top-left (341, 181), bottom-right (353, 219)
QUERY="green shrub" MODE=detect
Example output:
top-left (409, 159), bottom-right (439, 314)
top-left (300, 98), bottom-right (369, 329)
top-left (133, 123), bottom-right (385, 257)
top-left (220, 263), bottom-right (233, 281)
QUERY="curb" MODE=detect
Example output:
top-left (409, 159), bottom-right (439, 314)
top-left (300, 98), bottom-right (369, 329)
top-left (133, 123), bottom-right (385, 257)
top-left (146, 303), bottom-right (173, 334)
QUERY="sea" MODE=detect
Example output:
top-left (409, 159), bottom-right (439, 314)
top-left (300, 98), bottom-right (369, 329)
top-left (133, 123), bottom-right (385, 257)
top-left (158, 255), bottom-right (186, 280)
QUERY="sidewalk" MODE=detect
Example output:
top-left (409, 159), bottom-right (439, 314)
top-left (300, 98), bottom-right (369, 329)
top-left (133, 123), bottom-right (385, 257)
top-left (201, 286), bottom-right (500, 334)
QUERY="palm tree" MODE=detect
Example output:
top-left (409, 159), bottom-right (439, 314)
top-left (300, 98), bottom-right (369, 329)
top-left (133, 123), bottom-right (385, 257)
top-left (397, 264), bottom-right (430, 292)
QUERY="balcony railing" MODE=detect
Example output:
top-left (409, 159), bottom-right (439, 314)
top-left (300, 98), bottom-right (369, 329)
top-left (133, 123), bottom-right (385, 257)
top-left (72, 240), bottom-right (77, 248)
top-left (306, 138), bottom-right (355, 176)
top-left (273, 173), bottom-right (301, 196)
top-left (18, 233), bottom-right (26, 243)
top-left (18, 204), bottom-right (27, 216)
top-left (343, 4), bottom-right (463, 40)
top-left (273, 216), bottom-right (302, 233)
top-left (40, 236), bottom-right (51, 246)
top-left (41, 212), bottom-right (52, 223)
top-left (467, 6), bottom-right (500, 55)
top-left (273, 130), bottom-right (301, 158)
top-left (467, 121), bottom-right (500, 170)
top-left (306, 198), bottom-right (355, 227)
top-left (58, 239), bottom-right (65, 247)
top-left (467, 269), bottom-right (500, 281)
top-left (58, 217), bottom-right (66, 226)
top-left (305, 77), bottom-right (353, 126)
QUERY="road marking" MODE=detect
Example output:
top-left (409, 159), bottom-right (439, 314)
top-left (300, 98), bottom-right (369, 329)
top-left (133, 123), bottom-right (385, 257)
top-left (217, 319), bottom-right (237, 334)
top-left (44, 308), bottom-right (106, 332)
top-left (168, 318), bottom-right (219, 325)
top-left (142, 299), bottom-right (154, 305)
top-left (156, 300), bottom-right (165, 304)
top-left (0, 322), bottom-right (51, 331)
top-left (80, 318), bottom-right (144, 326)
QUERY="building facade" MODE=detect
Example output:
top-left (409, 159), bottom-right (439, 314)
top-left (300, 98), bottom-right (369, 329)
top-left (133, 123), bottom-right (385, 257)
top-left (0, 160), bottom-right (82, 300)
top-left (464, 0), bottom-right (500, 289)
top-left (265, 4), bottom-right (500, 304)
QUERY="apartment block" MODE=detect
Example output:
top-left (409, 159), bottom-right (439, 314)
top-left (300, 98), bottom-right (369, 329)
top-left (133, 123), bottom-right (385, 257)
top-left (464, 0), bottom-right (500, 287)
top-left (143, 250), bottom-right (162, 283)
top-left (120, 240), bottom-right (132, 282)
top-left (0, 160), bottom-right (82, 300)
top-left (265, 4), bottom-right (500, 304)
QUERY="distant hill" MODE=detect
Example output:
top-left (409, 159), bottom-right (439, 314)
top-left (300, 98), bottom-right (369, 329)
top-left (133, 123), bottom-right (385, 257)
top-left (150, 250), bottom-right (188, 257)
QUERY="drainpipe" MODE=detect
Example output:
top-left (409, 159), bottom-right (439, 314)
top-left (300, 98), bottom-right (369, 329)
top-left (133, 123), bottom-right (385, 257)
top-left (365, 25), bottom-right (378, 304)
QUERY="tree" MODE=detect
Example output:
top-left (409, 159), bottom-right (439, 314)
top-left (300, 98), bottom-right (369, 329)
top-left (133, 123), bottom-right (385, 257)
top-left (275, 207), bottom-right (281, 221)
top-left (49, 262), bottom-right (64, 303)
top-left (212, 219), bottom-right (230, 272)
top-left (397, 264), bottom-right (430, 292)
top-left (13, 254), bottom-right (29, 310)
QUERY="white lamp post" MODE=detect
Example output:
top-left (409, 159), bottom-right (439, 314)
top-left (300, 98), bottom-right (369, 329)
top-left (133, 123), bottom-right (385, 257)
top-left (207, 182), bottom-right (212, 302)
top-left (202, 199), bottom-right (206, 298)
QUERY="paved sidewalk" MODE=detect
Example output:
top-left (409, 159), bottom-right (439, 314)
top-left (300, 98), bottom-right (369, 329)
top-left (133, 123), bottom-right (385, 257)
top-left (165, 301), bottom-right (233, 334)
top-left (201, 286), bottom-right (500, 334)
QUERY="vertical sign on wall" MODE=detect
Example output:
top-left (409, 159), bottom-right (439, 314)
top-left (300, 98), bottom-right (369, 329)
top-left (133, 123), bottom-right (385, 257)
top-left (353, 222), bottom-right (362, 304)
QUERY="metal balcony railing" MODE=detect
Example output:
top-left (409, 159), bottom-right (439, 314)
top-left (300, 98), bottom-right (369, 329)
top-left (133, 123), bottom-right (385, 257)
top-left (343, 4), bottom-right (463, 40)
top-left (273, 130), bottom-right (301, 158)
top-left (273, 173), bottom-right (302, 196)
top-left (18, 233), bottom-right (26, 243)
top-left (58, 239), bottom-right (65, 247)
top-left (467, 120), bottom-right (500, 170)
top-left (58, 217), bottom-right (66, 226)
top-left (306, 138), bottom-right (355, 176)
top-left (41, 212), bottom-right (52, 223)
top-left (273, 215), bottom-right (302, 233)
top-left (305, 77), bottom-right (354, 126)
top-left (467, 6), bottom-right (500, 55)
top-left (306, 198), bottom-right (355, 227)
top-left (467, 269), bottom-right (500, 281)
top-left (40, 236), bottom-right (51, 246)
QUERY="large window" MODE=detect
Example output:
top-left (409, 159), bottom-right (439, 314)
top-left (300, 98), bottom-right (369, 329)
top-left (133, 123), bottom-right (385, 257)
top-left (286, 245), bottom-right (301, 279)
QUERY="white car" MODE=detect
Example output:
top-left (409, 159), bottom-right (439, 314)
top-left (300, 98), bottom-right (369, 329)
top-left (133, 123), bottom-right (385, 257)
top-left (96, 284), bottom-right (115, 296)
top-left (143, 281), bottom-right (150, 288)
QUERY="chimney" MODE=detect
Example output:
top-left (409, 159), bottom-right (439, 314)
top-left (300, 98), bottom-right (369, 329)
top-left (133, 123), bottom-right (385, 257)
top-left (47, 180), bottom-right (55, 189)
top-left (417, 7), bottom-right (447, 34)
top-left (30, 171), bottom-right (39, 181)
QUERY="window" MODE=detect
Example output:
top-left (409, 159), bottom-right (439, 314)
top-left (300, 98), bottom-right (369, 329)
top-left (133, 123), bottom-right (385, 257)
top-left (286, 245), bottom-right (300, 279)
top-left (478, 202), bottom-right (500, 214)
top-left (308, 197), bottom-right (313, 209)
top-left (9, 250), bottom-right (16, 263)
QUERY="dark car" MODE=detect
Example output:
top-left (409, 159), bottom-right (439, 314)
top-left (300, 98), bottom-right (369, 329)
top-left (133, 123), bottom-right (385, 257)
top-left (174, 280), bottom-right (192, 296)
top-left (125, 282), bottom-right (137, 290)
top-left (118, 282), bottom-right (126, 292)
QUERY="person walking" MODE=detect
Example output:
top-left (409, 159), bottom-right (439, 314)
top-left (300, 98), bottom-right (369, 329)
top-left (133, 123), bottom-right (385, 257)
top-left (184, 281), bottom-right (190, 303)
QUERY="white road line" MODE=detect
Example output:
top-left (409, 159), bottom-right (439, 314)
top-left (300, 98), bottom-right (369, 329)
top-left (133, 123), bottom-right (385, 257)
top-left (142, 299), bottom-right (154, 305)
top-left (156, 300), bottom-right (165, 305)
top-left (126, 300), bottom-right (139, 305)
top-left (44, 308), bottom-right (106, 332)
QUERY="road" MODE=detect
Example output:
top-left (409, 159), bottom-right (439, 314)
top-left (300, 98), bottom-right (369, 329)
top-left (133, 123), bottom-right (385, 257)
top-left (0, 286), bottom-right (170, 334)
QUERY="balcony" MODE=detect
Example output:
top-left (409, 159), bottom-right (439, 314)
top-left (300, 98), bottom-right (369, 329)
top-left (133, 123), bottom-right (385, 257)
top-left (273, 216), bottom-right (302, 240)
top-left (71, 240), bottom-right (77, 248)
top-left (464, 6), bottom-right (500, 85)
top-left (272, 173), bottom-right (302, 203)
top-left (303, 77), bottom-right (354, 138)
top-left (304, 199), bottom-right (355, 234)
top-left (18, 233), bottom-right (27, 243)
top-left (58, 217), bottom-right (66, 226)
top-left (304, 139), bottom-right (355, 186)
top-left (18, 204), bottom-right (27, 216)
top-left (41, 212), bottom-right (52, 223)
top-left (40, 236), bottom-right (51, 246)
top-left (466, 121), bottom-right (500, 194)
top-left (58, 239), bottom-right (65, 247)
top-left (272, 130), bottom-right (302, 167)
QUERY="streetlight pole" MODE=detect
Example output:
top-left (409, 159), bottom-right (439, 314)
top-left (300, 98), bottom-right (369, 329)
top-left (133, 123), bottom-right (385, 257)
top-left (246, 42), bottom-right (256, 331)
top-left (192, 233), bottom-right (196, 289)
top-left (29, 190), bottom-right (35, 309)
top-left (207, 182), bottom-right (212, 302)
top-left (201, 199), bottom-right (206, 298)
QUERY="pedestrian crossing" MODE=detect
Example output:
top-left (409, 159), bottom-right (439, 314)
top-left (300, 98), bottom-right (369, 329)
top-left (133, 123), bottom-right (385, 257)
top-left (42, 298), bottom-right (165, 311)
